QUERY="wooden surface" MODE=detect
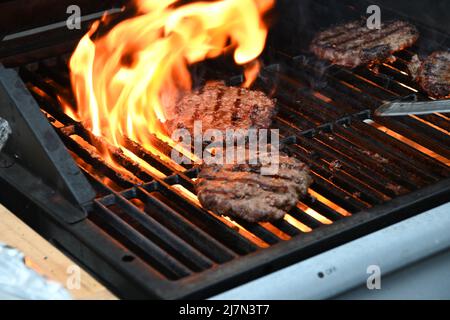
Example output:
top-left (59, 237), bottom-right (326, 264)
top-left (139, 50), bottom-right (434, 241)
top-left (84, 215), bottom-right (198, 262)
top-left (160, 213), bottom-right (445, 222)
top-left (0, 203), bottom-right (117, 300)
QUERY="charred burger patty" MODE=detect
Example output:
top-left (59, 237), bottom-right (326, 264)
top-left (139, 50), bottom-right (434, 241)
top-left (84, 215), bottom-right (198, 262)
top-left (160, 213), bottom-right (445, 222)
top-left (310, 20), bottom-right (419, 68)
top-left (165, 82), bottom-right (276, 135)
top-left (409, 51), bottom-right (450, 99)
top-left (196, 151), bottom-right (313, 223)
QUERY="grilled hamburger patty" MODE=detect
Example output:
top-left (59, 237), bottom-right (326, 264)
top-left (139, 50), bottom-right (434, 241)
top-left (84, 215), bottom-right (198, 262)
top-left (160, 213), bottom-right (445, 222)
top-left (310, 20), bottom-right (419, 68)
top-left (196, 151), bottom-right (313, 222)
top-left (409, 52), bottom-right (450, 99)
top-left (165, 82), bottom-right (276, 135)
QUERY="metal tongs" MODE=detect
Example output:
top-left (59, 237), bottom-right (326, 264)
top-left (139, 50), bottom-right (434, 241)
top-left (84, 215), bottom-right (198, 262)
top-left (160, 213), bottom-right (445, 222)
top-left (375, 99), bottom-right (450, 116)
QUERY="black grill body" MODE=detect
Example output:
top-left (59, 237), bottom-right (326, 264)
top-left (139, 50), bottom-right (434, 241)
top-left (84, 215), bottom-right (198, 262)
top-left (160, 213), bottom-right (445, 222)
top-left (0, 0), bottom-right (449, 299)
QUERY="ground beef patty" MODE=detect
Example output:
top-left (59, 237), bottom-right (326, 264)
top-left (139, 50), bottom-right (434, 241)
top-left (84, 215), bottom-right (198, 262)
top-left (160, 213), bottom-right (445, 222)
top-left (310, 20), bottom-right (419, 68)
top-left (165, 82), bottom-right (276, 135)
top-left (409, 52), bottom-right (450, 99)
top-left (195, 150), bottom-right (313, 222)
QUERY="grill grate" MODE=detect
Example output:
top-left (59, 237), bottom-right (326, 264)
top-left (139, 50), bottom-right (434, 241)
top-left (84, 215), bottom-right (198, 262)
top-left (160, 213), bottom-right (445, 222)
top-left (5, 0), bottom-right (450, 298)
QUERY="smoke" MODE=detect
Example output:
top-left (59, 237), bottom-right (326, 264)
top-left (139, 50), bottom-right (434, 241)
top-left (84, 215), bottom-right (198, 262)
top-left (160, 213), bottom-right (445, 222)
top-left (294, 53), bottom-right (333, 90)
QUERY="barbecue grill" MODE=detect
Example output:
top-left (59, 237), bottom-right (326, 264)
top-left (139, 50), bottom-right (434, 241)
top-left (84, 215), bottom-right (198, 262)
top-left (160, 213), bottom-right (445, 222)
top-left (0, 0), bottom-right (449, 299)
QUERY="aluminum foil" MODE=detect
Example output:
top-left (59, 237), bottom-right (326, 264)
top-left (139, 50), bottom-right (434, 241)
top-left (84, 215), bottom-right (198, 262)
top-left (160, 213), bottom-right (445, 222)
top-left (0, 117), bottom-right (11, 152)
top-left (0, 243), bottom-right (72, 300)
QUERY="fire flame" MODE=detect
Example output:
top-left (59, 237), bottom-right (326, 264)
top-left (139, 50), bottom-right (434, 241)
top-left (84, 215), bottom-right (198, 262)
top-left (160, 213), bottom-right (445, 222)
top-left (68, 0), bottom-right (274, 170)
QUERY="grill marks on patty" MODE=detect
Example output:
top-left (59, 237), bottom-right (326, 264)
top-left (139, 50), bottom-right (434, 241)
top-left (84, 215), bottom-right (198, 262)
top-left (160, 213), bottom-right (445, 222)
top-left (310, 20), bottom-right (419, 68)
top-left (196, 153), bottom-right (313, 222)
top-left (231, 88), bottom-right (244, 126)
top-left (165, 83), bottom-right (276, 135)
top-left (212, 85), bottom-right (226, 124)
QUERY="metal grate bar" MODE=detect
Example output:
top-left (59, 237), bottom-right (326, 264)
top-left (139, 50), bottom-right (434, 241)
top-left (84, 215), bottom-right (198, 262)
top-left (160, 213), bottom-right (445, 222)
top-left (92, 199), bottom-right (192, 279)
top-left (134, 186), bottom-right (238, 263)
top-left (288, 207), bottom-right (323, 229)
top-left (331, 125), bottom-right (438, 185)
top-left (99, 190), bottom-right (216, 272)
top-left (147, 181), bottom-right (260, 254)
top-left (351, 121), bottom-right (449, 176)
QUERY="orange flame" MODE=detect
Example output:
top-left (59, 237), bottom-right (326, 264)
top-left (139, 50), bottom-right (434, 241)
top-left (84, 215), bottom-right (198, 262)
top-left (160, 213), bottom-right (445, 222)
top-left (68, 0), bottom-right (274, 170)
